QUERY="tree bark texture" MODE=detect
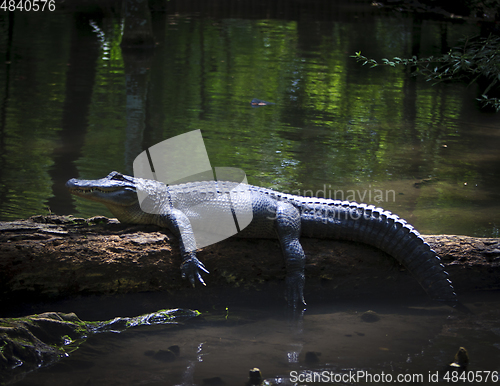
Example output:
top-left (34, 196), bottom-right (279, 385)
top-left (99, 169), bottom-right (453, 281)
top-left (1, 216), bottom-right (499, 305)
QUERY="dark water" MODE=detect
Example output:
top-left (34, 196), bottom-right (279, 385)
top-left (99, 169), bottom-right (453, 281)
top-left (0, 0), bottom-right (499, 236)
top-left (10, 291), bottom-right (500, 386)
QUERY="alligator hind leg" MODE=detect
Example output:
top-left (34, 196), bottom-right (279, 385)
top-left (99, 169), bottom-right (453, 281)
top-left (274, 202), bottom-right (306, 308)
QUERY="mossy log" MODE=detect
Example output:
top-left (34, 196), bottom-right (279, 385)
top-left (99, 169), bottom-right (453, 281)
top-left (0, 312), bottom-right (89, 385)
top-left (0, 309), bottom-right (199, 385)
top-left (1, 216), bottom-right (499, 305)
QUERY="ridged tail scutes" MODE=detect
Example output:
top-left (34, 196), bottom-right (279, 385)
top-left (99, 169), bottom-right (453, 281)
top-left (339, 202), bottom-right (457, 303)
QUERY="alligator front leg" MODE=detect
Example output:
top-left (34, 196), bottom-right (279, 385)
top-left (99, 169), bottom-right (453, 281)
top-left (274, 202), bottom-right (306, 308)
top-left (162, 209), bottom-right (209, 286)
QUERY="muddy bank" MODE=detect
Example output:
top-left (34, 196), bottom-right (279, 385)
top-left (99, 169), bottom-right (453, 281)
top-left (1, 216), bottom-right (499, 306)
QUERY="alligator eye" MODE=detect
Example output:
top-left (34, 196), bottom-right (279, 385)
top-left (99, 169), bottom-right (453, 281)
top-left (110, 172), bottom-right (126, 181)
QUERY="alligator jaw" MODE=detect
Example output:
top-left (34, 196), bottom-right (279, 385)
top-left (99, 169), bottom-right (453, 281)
top-left (66, 172), bottom-right (139, 207)
top-left (67, 186), bottom-right (121, 197)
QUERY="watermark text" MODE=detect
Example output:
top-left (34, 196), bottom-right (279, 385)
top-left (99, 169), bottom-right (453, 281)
top-left (285, 184), bottom-right (396, 204)
top-left (289, 370), bottom-right (499, 384)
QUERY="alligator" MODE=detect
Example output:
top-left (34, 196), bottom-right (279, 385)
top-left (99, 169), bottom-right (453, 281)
top-left (66, 171), bottom-right (457, 307)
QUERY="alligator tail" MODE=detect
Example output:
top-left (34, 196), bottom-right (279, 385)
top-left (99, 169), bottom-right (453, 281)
top-left (335, 202), bottom-right (457, 303)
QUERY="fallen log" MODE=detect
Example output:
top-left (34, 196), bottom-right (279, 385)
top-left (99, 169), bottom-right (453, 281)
top-left (1, 216), bottom-right (499, 306)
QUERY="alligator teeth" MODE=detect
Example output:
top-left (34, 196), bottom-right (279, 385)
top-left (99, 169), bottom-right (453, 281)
top-left (72, 188), bottom-right (110, 194)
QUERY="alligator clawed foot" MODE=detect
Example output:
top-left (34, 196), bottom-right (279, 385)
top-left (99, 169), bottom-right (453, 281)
top-left (181, 257), bottom-right (209, 286)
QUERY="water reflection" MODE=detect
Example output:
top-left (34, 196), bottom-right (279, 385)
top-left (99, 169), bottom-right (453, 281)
top-left (0, 3), bottom-right (499, 237)
top-left (13, 292), bottom-right (500, 386)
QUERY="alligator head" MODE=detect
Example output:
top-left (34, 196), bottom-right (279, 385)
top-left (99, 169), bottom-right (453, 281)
top-left (66, 171), bottom-right (157, 224)
top-left (66, 171), bottom-right (139, 206)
